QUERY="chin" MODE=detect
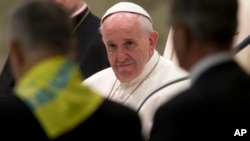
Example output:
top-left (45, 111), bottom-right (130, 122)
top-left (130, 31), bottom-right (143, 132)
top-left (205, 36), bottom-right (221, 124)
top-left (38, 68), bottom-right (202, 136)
top-left (118, 72), bottom-right (135, 83)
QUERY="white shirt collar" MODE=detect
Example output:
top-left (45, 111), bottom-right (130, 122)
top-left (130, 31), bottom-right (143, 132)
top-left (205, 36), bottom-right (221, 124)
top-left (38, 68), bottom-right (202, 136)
top-left (190, 52), bottom-right (233, 85)
top-left (70, 2), bottom-right (87, 18)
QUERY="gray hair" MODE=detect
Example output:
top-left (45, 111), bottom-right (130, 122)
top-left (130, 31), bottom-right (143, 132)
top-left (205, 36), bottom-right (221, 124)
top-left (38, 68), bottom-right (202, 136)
top-left (169, 0), bottom-right (238, 45)
top-left (99, 14), bottom-right (153, 36)
top-left (8, 0), bottom-right (73, 52)
top-left (138, 15), bottom-right (153, 36)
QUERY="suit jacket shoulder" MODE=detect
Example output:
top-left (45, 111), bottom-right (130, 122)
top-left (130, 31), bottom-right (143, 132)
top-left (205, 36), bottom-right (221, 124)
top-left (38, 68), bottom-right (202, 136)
top-left (74, 11), bottom-right (110, 79)
top-left (0, 93), bottom-right (144, 141)
top-left (150, 61), bottom-right (250, 141)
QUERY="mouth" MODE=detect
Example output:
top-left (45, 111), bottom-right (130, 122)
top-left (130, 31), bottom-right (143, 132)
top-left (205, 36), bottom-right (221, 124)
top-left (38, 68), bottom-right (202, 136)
top-left (116, 62), bottom-right (133, 67)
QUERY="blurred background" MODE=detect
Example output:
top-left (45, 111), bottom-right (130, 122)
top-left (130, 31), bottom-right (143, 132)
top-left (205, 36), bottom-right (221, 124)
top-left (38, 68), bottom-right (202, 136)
top-left (1, 0), bottom-right (249, 73)
top-left (0, 0), bottom-right (19, 71)
top-left (0, 0), bottom-right (170, 71)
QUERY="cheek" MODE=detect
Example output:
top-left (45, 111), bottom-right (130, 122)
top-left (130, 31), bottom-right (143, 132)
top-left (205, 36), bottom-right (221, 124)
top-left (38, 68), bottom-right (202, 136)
top-left (107, 53), bottom-right (116, 65)
top-left (131, 51), bottom-right (147, 69)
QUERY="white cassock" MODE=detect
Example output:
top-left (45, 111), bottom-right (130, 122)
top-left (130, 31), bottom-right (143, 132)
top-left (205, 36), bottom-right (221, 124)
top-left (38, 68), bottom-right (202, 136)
top-left (82, 50), bottom-right (190, 139)
top-left (163, 28), bottom-right (179, 64)
top-left (234, 0), bottom-right (250, 74)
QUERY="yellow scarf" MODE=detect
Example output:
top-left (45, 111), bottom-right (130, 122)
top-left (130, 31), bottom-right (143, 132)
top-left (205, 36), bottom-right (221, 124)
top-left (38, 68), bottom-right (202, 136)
top-left (15, 56), bottom-right (103, 139)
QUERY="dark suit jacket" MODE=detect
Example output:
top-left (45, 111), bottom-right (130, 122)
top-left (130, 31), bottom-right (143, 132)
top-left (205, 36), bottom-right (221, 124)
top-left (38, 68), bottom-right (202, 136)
top-left (0, 58), bottom-right (13, 95)
top-left (0, 7), bottom-right (109, 95)
top-left (0, 93), bottom-right (144, 141)
top-left (149, 60), bottom-right (250, 141)
top-left (73, 8), bottom-right (109, 79)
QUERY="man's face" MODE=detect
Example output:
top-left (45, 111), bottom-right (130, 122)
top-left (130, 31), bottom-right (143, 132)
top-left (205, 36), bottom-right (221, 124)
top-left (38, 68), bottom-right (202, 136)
top-left (102, 13), bottom-right (155, 83)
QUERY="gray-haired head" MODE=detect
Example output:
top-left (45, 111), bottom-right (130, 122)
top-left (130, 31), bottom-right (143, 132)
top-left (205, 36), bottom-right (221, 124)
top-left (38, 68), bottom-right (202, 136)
top-left (7, 0), bottom-right (74, 52)
top-left (100, 2), bottom-right (153, 36)
top-left (101, 2), bottom-right (152, 23)
top-left (169, 0), bottom-right (238, 45)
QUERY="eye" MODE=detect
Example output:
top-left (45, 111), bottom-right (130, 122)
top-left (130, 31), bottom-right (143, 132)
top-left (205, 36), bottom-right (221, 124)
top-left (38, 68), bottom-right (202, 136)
top-left (107, 43), bottom-right (116, 48)
top-left (106, 42), bottom-right (117, 52)
top-left (125, 40), bottom-right (134, 46)
top-left (124, 40), bottom-right (136, 50)
top-left (126, 41), bottom-right (134, 46)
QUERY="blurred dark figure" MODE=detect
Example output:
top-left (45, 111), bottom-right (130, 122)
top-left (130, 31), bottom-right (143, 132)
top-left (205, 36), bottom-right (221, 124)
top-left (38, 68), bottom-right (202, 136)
top-left (0, 0), bottom-right (143, 140)
top-left (0, 0), bottom-right (109, 96)
top-left (54, 0), bottom-right (110, 77)
top-left (149, 0), bottom-right (250, 141)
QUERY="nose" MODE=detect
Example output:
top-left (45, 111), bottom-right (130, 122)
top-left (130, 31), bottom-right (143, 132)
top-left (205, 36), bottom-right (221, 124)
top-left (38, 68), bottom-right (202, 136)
top-left (116, 48), bottom-right (128, 62)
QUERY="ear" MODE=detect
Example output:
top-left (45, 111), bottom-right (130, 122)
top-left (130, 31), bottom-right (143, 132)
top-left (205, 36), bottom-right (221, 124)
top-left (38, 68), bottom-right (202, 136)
top-left (9, 40), bottom-right (25, 81)
top-left (149, 31), bottom-right (159, 53)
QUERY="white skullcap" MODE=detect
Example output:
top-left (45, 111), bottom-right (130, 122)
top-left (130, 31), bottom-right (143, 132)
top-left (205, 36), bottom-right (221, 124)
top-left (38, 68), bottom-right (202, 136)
top-left (101, 2), bottom-right (152, 23)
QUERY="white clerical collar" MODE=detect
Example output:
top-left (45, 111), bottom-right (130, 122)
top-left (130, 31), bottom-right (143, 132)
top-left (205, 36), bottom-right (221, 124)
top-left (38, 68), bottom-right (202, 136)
top-left (190, 52), bottom-right (233, 85)
top-left (121, 50), bottom-right (160, 86)
top-left (70, 2), bottom-right (87, 18)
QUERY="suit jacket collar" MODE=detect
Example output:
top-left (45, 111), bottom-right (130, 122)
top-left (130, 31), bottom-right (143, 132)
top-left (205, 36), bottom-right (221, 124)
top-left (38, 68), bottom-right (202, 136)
top-left (190, 52), bottom-right (233, 85)
top-left (70, 2), bottom-right (87, 18)
top-left (72, 6), bottom-right (89, 27)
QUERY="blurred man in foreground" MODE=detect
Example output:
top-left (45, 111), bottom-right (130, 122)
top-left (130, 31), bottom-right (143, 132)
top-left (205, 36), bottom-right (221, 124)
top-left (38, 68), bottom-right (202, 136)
top-left (150, 0), bottom-right (250, 140)
top-left (54, 0), bottom-right (110, 78)
top-left (0, 0), bottom-right (143, 140)
top-left (0, 0), bottom-right (109, 95)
